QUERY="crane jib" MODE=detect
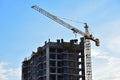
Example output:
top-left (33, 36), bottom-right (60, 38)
top-left (31, 5), bottom-right (85, 36)
top-left (31, 5), bottom-right (100, 46)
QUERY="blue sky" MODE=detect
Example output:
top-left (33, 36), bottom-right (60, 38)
top-left (0, 0), bottom-right (120, 80)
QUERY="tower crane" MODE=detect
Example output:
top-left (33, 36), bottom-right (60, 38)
top-left (31, 5), bottom-right (100, 80)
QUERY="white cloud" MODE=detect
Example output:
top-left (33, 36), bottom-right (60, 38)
top-left (100, 19), bottom-right (120, 54)
top-left (91, 48), bottom-right (104, 57)
top-left (91, 19), bottom-right (120, 80)
top-left (0, 62), bottom-right (8, 80)
top-left (93, 57), bottom-right (120, 80)
top-left (0, 62), bottom-right (21, 80)
top-left (106, 36), bottom-right (120, 53)
top-left (92, 48), bottom-right (120, 80)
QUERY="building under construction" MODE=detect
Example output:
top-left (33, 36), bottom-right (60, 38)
top-left (22, 38), bottom-right (86, 80)
top-left (22, 5), bottom-right (100, 80)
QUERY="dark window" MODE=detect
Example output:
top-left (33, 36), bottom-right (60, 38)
top-left (50, 68), bottom-right (56, 73)
top-left (57, 48), bottom-right (63, 52)
top-left (58, 75), bottom-right (63, 80)
top-left (63, 54), bottom-right (68, 59)
top-left (38, 64), bottom-right (43, 69)
top-left (50, 48), bottom-right (56, 52)
top-left (63, 68), bottom-right (69, 73)
top-left (69, 62), bottom-right (75, 67)
top-left (50, 74), bottom-right (56, 80)
top-left (63, 75), bottom-right (69, 80)
top-left (43, 63), bottom-right (46, 68)
top-left (50, 54), bottom-right (56, 59)
top-left (57, 54), bottom-right (62, 59)
top-left (50, 61), bottom-right (56, 66)
top-left (63, 61), bottom-right (69, 66)
top-left (58, 61), bottom-right (62, 67)
top-left (57, 68), bottom-right (62, 73)
top-left (39, 70), bottom-right (43, 75)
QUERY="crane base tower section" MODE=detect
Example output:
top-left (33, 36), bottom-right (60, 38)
top-left (22, 38), bottom-right (85, 80)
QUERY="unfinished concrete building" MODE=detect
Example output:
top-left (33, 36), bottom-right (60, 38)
top-left (22, 38), bottom-right (85, 80)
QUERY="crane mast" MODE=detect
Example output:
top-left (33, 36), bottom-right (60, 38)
top-left (84, 24), bottom-right (92, 80)
top-left (31, 5), bottom-right (100, 80)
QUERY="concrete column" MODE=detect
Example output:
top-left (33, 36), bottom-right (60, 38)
top-left (46, 45), bottom-right (50, 80)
